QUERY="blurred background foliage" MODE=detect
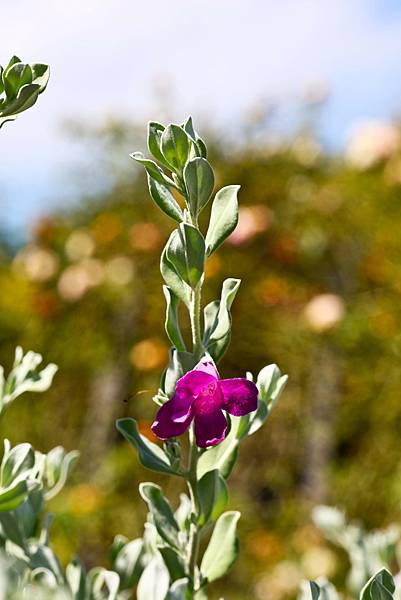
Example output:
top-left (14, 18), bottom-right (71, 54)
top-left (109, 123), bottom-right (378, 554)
top-left (2, 103), bottom-right (401, 599)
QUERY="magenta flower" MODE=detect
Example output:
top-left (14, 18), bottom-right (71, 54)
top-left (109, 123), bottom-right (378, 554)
top-left (151, 359), bottom-right (258, 448)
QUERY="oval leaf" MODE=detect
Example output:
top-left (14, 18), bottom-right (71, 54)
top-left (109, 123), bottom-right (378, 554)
top-left (137, 554), bottom-right (170, 600)
top-left (166, 224), bottom-right (205, 289)
top-left (198, 469), bottom-right (228, 526)
top-left (184, 158), bottom-right (214, 218)
top-left (163, 286), bottom-right (186, 352)
top-left (139, 482), bottom-right (180, 549)
top-left (148, 176), bottom-right (183, 222)
top-left (205, 185), bottom-right (240, 255)
top-left (148, 121), bottom-right (170, 167)
top-left (161, 124), bottom-right (190, 173)
top-left (200, 511), bottom-right (240, 583)
top-left (160, 241), bottom-right (191, 307)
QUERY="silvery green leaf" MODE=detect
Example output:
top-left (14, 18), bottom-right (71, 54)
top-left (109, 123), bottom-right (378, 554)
top-left (87, 567), bottom-right (120, 600)
top-left (164, 348), bottom-right (196, 398)
top-left (166, 578), bottom-right (189, 599)
top-left (194, 587), bottom-right (208, 600)
top-left (1, 441), bottom-right (35, 488)
top-left (139, 483), bottom-right (180, 550)
top-left (142, 520), bottom-right (159, 555)
top-left (137, 553), bottom-right (170, 600)
top-left (166, 224), bottom-right (205, 289)
top-left (182, 116), bottom-right (196, 139)
top-left (245, 401), bottom-right (268, 437)
top-left (163, 286), bottom-right (186, 352)
top-left (13, 487), bottom-right (43, 541)
top-left (161, 242), bottom-right (192, 307)
top-left (116, 418), bottom-right (179, 476)
top-left (29, 544), bottom-right (64, 584)
top-left (66, 558), bottom-right (86, 600)
top-left (30, 567), bottom-right (58, 589)
top-left (148, 175), bottom-right (183, 222)
top-left (196, 137), bottom-right (207, 158)
top-left (0, 347), bottom-right (57, 410)
top-left (161, 124), bottom-right (191, 173)
top-left (256, 364), bottom-right (287, 406)
top-left (205, 185), bottom-right (239, 255)
top-left (0, 480), bottom-right (31, 513)
top-left (200, 511), bottom-right (240, 583)
top-left (197, 416), bottom-right (243, 480)
top-left (0, 83), bottom-right (41, 117)
top-left (0, 512), bottom-right (27, 550)
top-left (360, 568), bottom-right (395, 600)
top-left (112, 537), bottom-right (145, 589)
top-left (148, 121), bottom-right (170, 167)
top-left (299, 581), bottom-right (322, 600)
top-left (203, 278), bottom-right (241, 362)
top-left (31, 63), bottom-right (50, 91)
top-left (4, 63), bottom-right (32, 99)
top-left (159, 547), bottom-right (186, 581)
top-left (246, 365), bottom-right (288, 436)
top-left (184, 158), bottom-right (214, 218)
top-left (198, 469), bottom-right (228, 526)
top-left (299, 579), bottom-right (341, 600)
top-left (182, 116), bottom-right (207, 158)
top-left (43, 447), bottom-right (80, 500)
top-left (4, 56), bottom-right (21, 77)
top-left (174, 494), bottom-right (192, 531)
top-left (130, 152), bottom-right (175, 188)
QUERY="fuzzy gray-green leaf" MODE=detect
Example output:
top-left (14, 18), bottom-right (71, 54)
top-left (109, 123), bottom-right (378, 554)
top-left (184, 157), bottom-right (214, 218)
top-left (200, 511), bottom-right (240, 583)
top-left (205, 185), bottom-right (239, 255)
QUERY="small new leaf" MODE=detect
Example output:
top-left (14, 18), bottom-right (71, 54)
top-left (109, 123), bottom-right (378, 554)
top-left (161, 124), bottom-right (191, 173)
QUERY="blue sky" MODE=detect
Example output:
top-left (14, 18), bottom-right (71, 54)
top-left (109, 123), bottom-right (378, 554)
top-left (1, 0), bottom-right (401, 234)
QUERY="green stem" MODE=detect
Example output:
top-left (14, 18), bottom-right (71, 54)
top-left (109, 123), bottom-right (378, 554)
top-left (187, 426), bottom-right (201, 591)
top-left (190, 284), bottom-right (203, 361)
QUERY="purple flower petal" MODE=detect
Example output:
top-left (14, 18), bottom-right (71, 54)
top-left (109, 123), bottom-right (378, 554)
top-left (193, 359), bottom-right (219, 380)
top-left (193, 379), bottom-right (224, 415)
top-left (194, 409), bottom-right (227, 448)
top-left (220, 378), bottom-right (258, 416)
top-left (151, 401), bottom-right (193, 440)
top-left (175, 369), bottom-right (216, 401)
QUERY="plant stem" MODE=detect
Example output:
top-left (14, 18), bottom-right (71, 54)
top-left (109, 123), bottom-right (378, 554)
top-left (187, 426), bottom-right (201, 592)
top-left (190, 284), bottom-right (203, 361)
top-left (186, 236), bottom-right (204, 593)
